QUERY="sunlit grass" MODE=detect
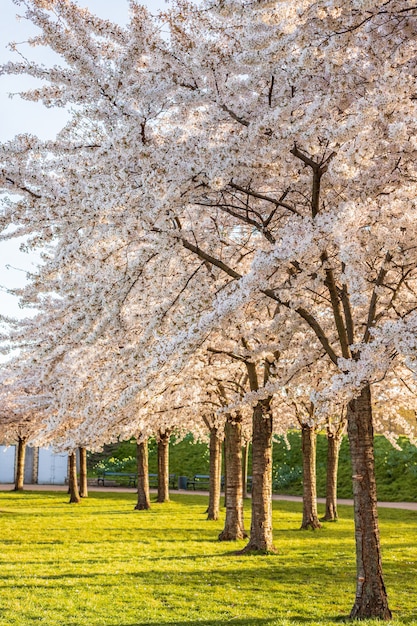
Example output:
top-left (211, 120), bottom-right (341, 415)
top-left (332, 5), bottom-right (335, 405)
top-left (0, 491), bottom-right (416, 625)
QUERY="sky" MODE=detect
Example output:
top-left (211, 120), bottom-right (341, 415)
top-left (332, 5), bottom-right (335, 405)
top-left (0, 0), bottom-right (170, 322)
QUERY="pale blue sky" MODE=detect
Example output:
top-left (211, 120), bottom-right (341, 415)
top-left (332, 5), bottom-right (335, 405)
top-left (0, 0), bottom-right (171, 321)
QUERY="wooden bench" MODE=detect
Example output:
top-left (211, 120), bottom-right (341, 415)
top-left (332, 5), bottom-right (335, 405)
top-left (148, 473), bottom-right (177, 489)
top-left (186, 474), bottom-right (225, 490)
top-left (97, 471), bottom-right (136, 487)
top-left (187, 474), bottom-right (210, 490)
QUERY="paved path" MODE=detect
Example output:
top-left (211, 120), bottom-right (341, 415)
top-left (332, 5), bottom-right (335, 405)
top-left (1, 484), bottom-right (417, 510)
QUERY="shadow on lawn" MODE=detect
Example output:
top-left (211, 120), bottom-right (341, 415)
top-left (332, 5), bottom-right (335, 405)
top-left (116, 618), bottom-right (351, 626)
top-left (118, 617), bottom-right (417, 626)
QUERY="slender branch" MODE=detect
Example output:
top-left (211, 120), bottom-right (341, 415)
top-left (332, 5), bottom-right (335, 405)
top-left (194, 200), bottom-right (275, 243)
top-left (229, 182), bottom-right (300, 217)
top-left (268, 75), bottom-right (275, 107)
top-left (220, 104), bottom-right (249, 127)
top-left (5, 177), bottom-right (41, 199)
top-left (207, 346), bottom-right (247, 363)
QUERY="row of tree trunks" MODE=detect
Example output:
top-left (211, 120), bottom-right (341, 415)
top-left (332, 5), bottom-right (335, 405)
top-left (13, 441), bottom-right (90, 498)
top-left (129, 413), bottom-right (337, 548)
top-left (68, 448), bottom-right (88, 502)
top-left (214, 383), bottom-right (390, 618)
top-left (132, 427), bottom-right (222, 516)
top-left (94, 384), bottom-right (389, 619)
top-left (134, 430), bottom-right (172, 510)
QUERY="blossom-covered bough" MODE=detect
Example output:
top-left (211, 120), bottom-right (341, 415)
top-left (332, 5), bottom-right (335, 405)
top-left (1, 0), bottom-right (417, 620)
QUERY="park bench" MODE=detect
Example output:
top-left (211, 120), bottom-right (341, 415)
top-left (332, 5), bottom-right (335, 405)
top-left (97, 471), bottom-right (137, 487)
top-left (148, 473), bottom-right (158, 487)
top-left (186, 474), bottom-right (225, 490)
top-left (186, 474), bottom-right (210, 490)
top-left (148, 473), bottom-right (177, 489)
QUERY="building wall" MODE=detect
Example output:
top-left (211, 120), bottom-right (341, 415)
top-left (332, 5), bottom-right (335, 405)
top-left (0, 444), bottom-right (68, 485)
top-left (37, 448), bottom-right (68, 485)
top-left (0, 446), bottom-right (16, 483)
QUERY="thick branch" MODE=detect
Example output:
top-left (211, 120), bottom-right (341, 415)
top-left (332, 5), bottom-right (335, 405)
top-left (240, 337), bottom-right (259, 391)
top-left (363, 252), bottom-right (393, 343)
top-left (180, 237), bottom-right (241, 280)
top-left (341, 283), bottom-right (355, 345)
top-left (322, 252), bottom-right (351, 359)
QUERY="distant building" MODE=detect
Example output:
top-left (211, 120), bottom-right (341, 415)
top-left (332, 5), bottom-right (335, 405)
top-left (0, 445), bottom-right (68, 485)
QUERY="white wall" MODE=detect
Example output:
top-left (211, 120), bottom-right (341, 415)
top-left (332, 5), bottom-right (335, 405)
top-left (0, 446), bottom-right (16, 483)
top-left (37, 448), bottom-right (68, 485)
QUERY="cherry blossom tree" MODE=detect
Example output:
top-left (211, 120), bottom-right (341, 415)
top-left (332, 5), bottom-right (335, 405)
top-left (1, 0), bottom-right (417, 620)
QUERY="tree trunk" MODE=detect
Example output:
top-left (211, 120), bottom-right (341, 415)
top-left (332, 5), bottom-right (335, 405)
top-left (207, 427), bottom-right (222, 521)
top-left (300, 424), bottom-right (321, 530)
top-left (242, 441), bottom-right (250, 499)
top-left (68, 452), bottom-right (81, 504)
top-left (222, 438), bottom-right (227, 509)
top-left (241, 401), bottom-right (275, 552)
top-left (322, 427), bottom-right (344, 521)
top-left (135, 439), bottom-right (151, 510)
top-left (157, 431), bottom-right (170, 503)
top-left (14, 436), bottom-right (26, 491)
top-left (218, 416), bottom-right (247, 541)
top-left (79, 447), bottom-right (88, 498)
top-left (347, 384), bottom-right (392, 619)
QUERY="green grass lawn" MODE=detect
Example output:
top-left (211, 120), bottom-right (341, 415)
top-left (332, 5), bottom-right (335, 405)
top-left (0, 491), bottom-right (416, 626)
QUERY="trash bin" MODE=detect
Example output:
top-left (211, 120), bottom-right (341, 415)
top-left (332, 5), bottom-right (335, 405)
top-left (178, 476), bottom-right (188, 490)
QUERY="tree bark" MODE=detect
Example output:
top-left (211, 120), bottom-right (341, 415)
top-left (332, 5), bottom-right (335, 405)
top-left (207, 427), bottom-right (222, 521)
top-left (135, 438), bottom-right (151, 510)
top-left (14, 436), bottom-right (27, 491)
top-left (218, 416), bottom-right (247, 541)
top-left (322, 426), bottom-right (344, 521)
top-left (241, 401), bottom-right (275, 552)
top-left (157, 430), bottom-right (170, 503)
top-left (68, 452), bottom-right (81, 504)
top-left (14, 437), bottom-right (26, 491)
top-left (79, 447), bottom-right (88, 498)
top-left (242, 441), bottom-right (250, 499)
top-left (300, 424), bottom-right (321, 530)
top-left (222, 438), bottom-right (227, 510)
top-left (347, 384), bottom-right (391, 619)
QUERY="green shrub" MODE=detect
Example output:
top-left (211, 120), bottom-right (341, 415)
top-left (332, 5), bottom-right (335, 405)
top-left (93, 455), bottom-right (136, 473)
